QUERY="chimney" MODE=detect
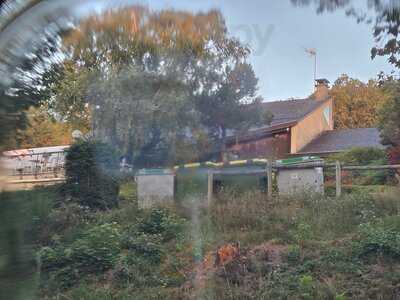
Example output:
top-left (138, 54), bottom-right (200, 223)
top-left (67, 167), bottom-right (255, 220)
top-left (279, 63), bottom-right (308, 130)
top-left (313, 78), bottom-right (330, 100)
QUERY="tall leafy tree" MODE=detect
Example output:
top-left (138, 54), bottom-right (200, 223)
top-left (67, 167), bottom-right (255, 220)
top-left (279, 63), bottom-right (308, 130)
top-left (195, 62), bottom-right (266, 159)
top-left (46, 6), bottom-right (265, 166)
top-left (0, 24), bottom-right (69, 150)
top-left (331, 74), bottom-right (390, 129)
top-left (86, 67), bottom-right (201, 167)
top-left (377, 78), bottom-right (400, 165)
top-left (4, 106), bottom-right (77, 150)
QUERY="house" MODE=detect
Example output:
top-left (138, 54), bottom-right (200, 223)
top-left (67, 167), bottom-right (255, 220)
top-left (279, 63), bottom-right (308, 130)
top-left (226, 79), bottom-right (383, 159)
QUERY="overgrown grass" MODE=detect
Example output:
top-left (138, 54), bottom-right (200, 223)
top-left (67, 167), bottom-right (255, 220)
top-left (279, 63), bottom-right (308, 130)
top-left (2, 184), bottom-right (400, 299)
top-left (198, 189), bottom-right (400, 299)
top-left (0, 186), bottom-right (57, 300)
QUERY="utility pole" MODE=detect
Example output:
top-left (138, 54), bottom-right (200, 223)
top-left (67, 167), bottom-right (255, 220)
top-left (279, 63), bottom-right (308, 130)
top-left (305, 48), bottom-right (317, 91)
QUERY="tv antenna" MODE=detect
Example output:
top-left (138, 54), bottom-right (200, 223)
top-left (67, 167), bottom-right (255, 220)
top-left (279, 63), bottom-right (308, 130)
top-left (305, 48), bottom-right (317, 90)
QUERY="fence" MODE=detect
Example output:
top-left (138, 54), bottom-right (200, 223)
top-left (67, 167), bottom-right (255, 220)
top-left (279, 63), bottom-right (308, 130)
top-left (1, 150), bottom-right (67, 190)
top-left (2, 150), bottom-right (66, 180)
top-left (206, 160), bottom-right (400, 203)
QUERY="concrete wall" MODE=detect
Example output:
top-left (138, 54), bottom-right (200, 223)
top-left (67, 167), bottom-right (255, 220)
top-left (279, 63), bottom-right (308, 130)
top-left (137, 174), bottom-right (175, 208)
top-left (277, 167), bottom-right (324, 195)
top-left (291, 99), bottom-right (333, 153)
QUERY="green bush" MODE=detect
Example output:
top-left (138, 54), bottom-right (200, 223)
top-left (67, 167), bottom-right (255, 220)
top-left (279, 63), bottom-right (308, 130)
top-left (120, 232), bottom-right (164, 265)
top-left (63, 140), bottom-right (120, 210)
top-left (0, 188), bottom-right (54, 300)
top-left (137, 208), bottom-right (186, 242)
top-left (38, 203), bottom-right (93, 246)
top-left (38, 207), bottom-right (187, 293)
top-left (40, 222), bottom-right (122, 289)
top-left (285, 245), bottom-right (301, 264)
top-left (299, 274), bottom-right (314, 299)
top-left (353, 222), bottom-right (400, 258)
top-left (328, 147), bottom-right (387, 165)
top-left (328, 147), bottom-right (392, 185)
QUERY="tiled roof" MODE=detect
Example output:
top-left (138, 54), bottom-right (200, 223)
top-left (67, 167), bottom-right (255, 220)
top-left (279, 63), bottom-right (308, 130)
top-left (297, 128), bottom-right (384, 154)
top-left (260, 97), bottom-right (327, 127)
top-left (226, 97), bottom-right (329, 143)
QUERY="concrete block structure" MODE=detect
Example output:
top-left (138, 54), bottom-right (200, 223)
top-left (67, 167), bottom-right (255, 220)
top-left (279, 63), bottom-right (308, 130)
top-left (136, 169), bottom-right (175, 208)
top-left (277, 167), bottom-right (324, 195)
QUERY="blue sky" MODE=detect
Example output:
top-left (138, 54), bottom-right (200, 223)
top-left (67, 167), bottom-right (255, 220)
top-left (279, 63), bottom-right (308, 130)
top-left (99, 0), bottom-right (392, 101)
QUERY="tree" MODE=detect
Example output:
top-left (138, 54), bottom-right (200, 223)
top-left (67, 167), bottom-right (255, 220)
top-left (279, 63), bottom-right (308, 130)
top-left (10, 106), bottom-right (80, 149)
top-left (377, 79), bottom-right (400, 162)
top-left (86, 66), bottom-right (201, 167)
top-left (42, 6), bottom-right (265, 166)
top-left (43, 62), bottom-right (91, 131)
top-left (0, 82), bottom-right (32, 151)
top-left (375, 78), bottom-right (400, 184)
top-left (330, 74), bottom-right (390, 129)
top-left (195, 62), bottom-right (266, 160)
top-left (63, 140), bottom-right (120, 210)
top-left (0, 23), bottom-right (70, 150)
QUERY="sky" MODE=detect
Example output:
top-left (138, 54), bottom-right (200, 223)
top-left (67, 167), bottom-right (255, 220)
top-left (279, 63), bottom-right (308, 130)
top-left (95, 0), bottom-right (393, 101)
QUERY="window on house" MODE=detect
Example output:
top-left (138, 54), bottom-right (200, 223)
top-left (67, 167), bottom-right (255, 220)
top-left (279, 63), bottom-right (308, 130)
top-left (323, 106), bottom-right (331, 125)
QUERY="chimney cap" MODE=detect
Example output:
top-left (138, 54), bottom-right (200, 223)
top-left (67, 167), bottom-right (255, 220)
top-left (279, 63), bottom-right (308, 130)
top-left (315, 78), bottom-right (330, 85)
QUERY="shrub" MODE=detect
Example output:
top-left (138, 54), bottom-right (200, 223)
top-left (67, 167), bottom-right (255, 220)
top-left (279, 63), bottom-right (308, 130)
top-left (299, 274), bottom-right (314, 299)
top-left (39, 223), bottom-right (122, 289)
top-left (38, 207), bottom-right (186, 292)
top-left (119, 181), bottom-right (137, 203)
top-left (137, 208), bottom-right (186, 242)
top-left (120, 232), bottom-right (164, 265)
top-left (63, 140), bottom-right (120, 210)
top-left (329, 147), bottom-right (387, 165)
top-left (38, 203), bottom-right (92, 245)
top-left (327, 147), bottom-right (392, 185)
top-left (353, 222), bottom-right (400, 259)
top-left (285, 245), bottom-right (301, 264)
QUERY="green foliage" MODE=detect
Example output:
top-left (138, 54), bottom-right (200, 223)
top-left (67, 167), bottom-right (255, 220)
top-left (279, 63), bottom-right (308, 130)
top-left (378, 79), bottom-right (400, 148)
top-left (7, 106), bottom-right (77, 149)
top-left (299, 274), bottom-right (314, 299)
top-left (63, 140), bottom-right (120, 210)
top-left (137, 208), bottom-right (186, 242)
top-left (354, 222), bottom-right (400, 259)
top-left (39, 203), bottom-right (92, 245)
top-left (328, 147), bottom-right (392, 185)
top-left (37, 203), bottom-right (187, 294)
top-left (294, 222), bottom-right (313, 246)
top-left (47, 62), bottom-right (91, 130)
top-left (194, 62), bottom-right (266, 155)
top-left (120, 233), bottom-right (164, 265)
top-left (0, 83), bottom-right (32, 151)
top-left (285, 244), bottom-right (301, 264)
top-left (329, 147), bottom-right (388, 165)
top-left (33, 6), bottom-right (266, 166)
top-left (119, 182), bottom-right (137, 203)
top-left (335, 294), bottom-right (347, 300)
top-left (10, 182), bottom-right (399, 299)
top-left (0, 187), bottom-right (56, 300)
top-left (40, 222), bottom-right (122, 289)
